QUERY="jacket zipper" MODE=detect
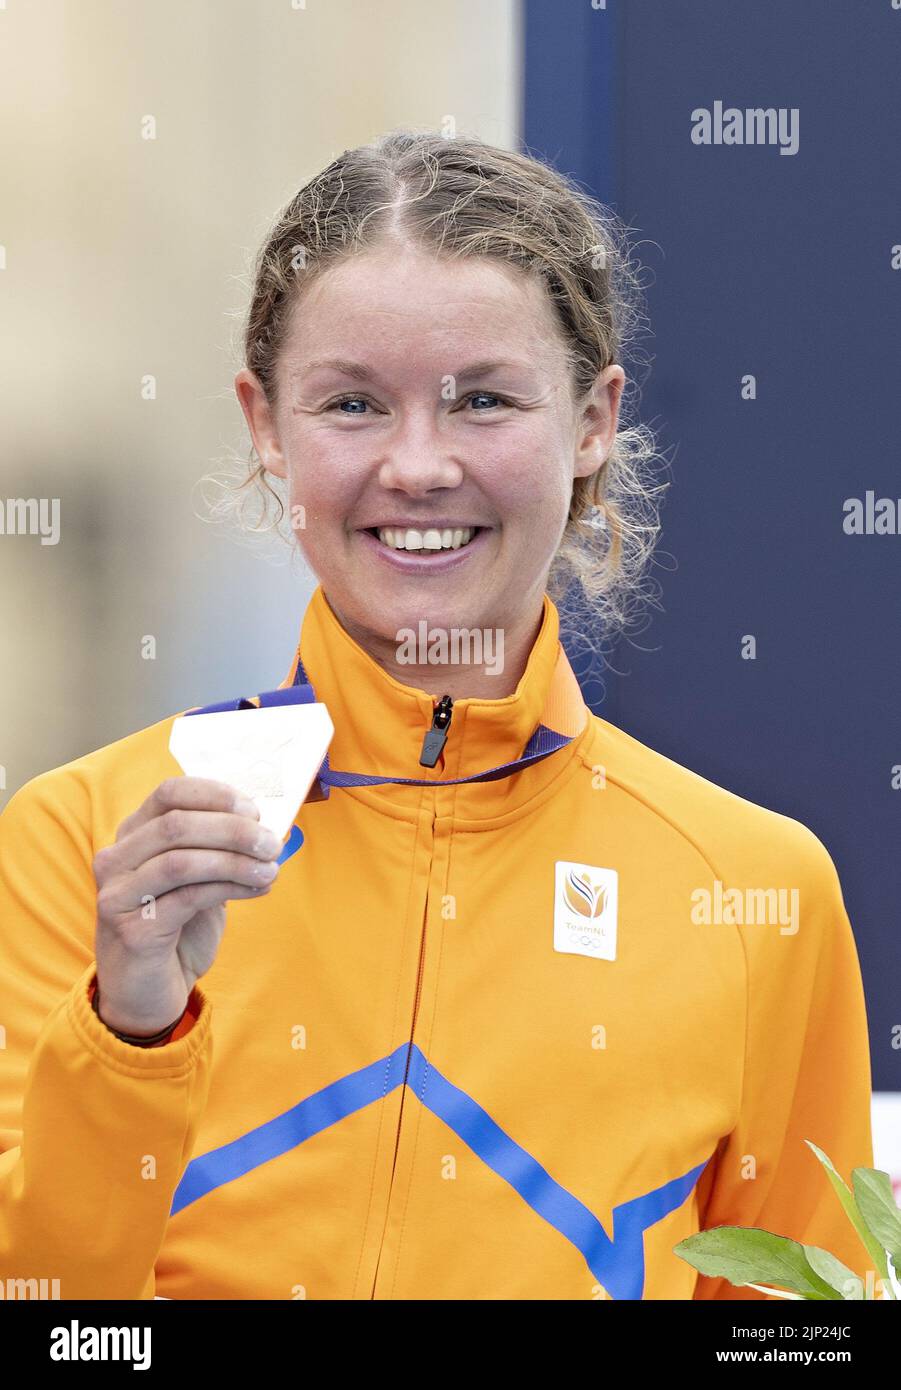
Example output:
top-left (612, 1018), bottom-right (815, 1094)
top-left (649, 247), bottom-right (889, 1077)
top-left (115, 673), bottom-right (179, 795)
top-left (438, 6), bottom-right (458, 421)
top-left (419, 694), bottom-right (453, 767)
top-left (409, 696), bottom-right (452, 1078)
top-left (370, 699), bottom-right (451, 1297)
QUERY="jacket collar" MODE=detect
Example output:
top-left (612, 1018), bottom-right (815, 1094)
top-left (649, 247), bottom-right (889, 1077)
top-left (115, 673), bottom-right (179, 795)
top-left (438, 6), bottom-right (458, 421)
top-left (280, 584), bottom-right (590, 819)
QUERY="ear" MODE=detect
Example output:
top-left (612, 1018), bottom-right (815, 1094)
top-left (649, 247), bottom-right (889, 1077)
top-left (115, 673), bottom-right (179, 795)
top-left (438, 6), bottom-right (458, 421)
top-left (572, 365), bottom-right (626, 480)
top-left (234, 368), bottom-right (288, 480)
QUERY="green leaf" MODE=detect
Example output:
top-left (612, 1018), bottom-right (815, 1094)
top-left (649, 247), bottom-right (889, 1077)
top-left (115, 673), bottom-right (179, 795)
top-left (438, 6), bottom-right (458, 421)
top-left (851, 1167), bottom-right (901, 1270)
top-left (745, 1283), bottom-right (805, 1300)
top-left (804, 1243), bottom-right (864, 1299)
top-left (674, 1226), bottom-right (842, 1299)
top-left (805, 1141), bottom-right (890, 1286)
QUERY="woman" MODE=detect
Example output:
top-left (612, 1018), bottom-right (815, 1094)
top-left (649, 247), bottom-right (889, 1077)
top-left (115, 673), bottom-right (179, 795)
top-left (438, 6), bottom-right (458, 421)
top-left (0, 130), bottom-right (873, 1301)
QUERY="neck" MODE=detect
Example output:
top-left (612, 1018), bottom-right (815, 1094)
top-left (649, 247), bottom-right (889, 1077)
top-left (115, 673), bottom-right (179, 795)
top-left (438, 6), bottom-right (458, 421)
top-left (321, 593), bottom-right (547, 700)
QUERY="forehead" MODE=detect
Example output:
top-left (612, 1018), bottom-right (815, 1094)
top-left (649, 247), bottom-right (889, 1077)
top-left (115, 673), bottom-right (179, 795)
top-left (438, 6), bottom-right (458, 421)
top-left (281, 247), bottom-right (564, 362)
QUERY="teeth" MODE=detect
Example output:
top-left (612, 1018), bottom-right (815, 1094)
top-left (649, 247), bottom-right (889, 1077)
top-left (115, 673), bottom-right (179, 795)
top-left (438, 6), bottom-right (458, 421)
top-left (376, 526), bottom-right (476, 551)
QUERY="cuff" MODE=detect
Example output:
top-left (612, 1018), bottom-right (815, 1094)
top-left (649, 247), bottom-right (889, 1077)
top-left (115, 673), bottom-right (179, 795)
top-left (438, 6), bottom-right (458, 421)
top-left (68, 964), bottom-right (211, 1075)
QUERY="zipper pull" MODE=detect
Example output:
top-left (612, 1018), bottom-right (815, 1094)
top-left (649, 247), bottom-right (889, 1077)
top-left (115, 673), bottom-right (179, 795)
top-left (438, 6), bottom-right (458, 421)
top-left (419, 694), bottom-right (453, 768)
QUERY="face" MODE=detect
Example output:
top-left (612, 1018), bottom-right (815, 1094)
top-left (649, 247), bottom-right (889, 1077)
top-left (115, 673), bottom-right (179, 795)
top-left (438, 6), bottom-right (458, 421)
top-left (235, 244), bottom-right (624, 665)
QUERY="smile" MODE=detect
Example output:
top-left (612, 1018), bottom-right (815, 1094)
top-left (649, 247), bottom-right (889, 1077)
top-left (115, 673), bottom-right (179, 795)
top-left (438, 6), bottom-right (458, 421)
top-left (356, 525), bottom-right (492, 572)
top-left (369, 526), bottom-right (480, 552)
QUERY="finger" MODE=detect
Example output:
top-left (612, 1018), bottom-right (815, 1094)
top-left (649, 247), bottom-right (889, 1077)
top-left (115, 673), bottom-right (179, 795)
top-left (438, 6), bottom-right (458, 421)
top-left (108, 807), bottom-right (281, 875)
top-left (132, 878), bottom-right (277, 932)
top-left (114, 778), bottom-right (259, 844)
top-left (98, 849), bottom-right (280, 917)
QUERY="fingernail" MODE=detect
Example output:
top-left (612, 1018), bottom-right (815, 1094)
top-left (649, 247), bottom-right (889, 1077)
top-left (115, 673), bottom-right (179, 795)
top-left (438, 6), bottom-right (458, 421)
top-left (254, 860), bottom-right (279, 880)
top-left (235, 796), bottom-right (260, 818)
top-left (254, 830), bottom-right (282, 857)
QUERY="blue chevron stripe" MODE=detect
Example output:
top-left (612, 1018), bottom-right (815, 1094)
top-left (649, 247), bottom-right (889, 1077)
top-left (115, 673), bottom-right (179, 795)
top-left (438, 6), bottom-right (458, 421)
top-left (405, 1045), bottom-right (708, 1300)
top-left (170, 1044), bottom-right (408, 1216)
top-left (609, 1160), bottom-right (711, 1299)
top-left (171, 1043), bottom-right (711, 1296)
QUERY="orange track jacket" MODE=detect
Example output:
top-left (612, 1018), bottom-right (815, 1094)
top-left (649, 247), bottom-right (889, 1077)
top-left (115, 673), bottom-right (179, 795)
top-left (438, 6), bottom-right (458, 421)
top-left (0, 586), bottom-right (874, 1299)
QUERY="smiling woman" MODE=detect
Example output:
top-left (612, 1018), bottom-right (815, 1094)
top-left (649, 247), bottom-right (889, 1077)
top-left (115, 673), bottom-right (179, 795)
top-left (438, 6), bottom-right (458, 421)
top-left (0, 128), bottom-right (874, 1304)
top-left (234, 239), bottom-right (631, 698)
top-left (206, 128), bottom-right (666, 694)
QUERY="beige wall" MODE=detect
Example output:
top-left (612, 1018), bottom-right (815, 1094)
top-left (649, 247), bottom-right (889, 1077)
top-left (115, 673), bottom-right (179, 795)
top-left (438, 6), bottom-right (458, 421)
top-left (0, 0), bottom-right (520, 805)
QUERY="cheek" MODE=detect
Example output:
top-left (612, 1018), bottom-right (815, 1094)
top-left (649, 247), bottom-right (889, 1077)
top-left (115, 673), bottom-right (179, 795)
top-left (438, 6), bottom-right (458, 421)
top-left (284, 438), bottom-right (357, 528)
top-left (485, 434), bottom-right (572, 523)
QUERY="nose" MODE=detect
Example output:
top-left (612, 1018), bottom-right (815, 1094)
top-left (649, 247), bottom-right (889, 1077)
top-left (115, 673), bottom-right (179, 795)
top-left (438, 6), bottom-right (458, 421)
top-left (376, 411), bottom-right (464, 495)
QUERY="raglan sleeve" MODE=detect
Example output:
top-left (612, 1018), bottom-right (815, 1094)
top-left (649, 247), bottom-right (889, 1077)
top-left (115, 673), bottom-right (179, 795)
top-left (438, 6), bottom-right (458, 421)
top-left (0, 767), bottom-right (213, 1300)
top-left (692, 821), bottom-right (875, 1301)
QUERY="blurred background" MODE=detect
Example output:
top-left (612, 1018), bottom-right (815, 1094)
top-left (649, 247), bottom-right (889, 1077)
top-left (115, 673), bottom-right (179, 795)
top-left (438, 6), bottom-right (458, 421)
top-left (0, 0), bottom-right (520, 775)
top-left (1, 0), bottom-right (897, 1185)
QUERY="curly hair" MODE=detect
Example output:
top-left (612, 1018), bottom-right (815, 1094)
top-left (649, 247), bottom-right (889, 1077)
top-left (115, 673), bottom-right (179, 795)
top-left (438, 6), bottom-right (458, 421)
top-left (201, 127), bottom-right (668, 640)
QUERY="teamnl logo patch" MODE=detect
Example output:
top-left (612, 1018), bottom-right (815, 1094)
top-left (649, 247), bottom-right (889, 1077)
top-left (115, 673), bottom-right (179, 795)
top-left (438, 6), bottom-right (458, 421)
top-left (554, 862), bottom-right (618, 961)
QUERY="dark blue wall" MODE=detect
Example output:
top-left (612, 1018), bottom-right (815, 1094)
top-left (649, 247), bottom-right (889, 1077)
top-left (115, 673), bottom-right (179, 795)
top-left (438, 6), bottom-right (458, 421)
top-left (524, 0), bottom-right (899, 1090)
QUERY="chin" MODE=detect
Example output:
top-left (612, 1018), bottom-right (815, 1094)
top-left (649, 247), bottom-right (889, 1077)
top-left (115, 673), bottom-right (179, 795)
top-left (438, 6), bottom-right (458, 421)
top-left (377, 597), bottom-right (488, 638)
top-left (342, 588), bottom-right (493, 644)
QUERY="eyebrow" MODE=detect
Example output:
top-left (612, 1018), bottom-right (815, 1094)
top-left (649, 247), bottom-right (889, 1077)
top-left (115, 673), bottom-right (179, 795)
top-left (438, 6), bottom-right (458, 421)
top-left (297, 358), bottom-right (537, 384)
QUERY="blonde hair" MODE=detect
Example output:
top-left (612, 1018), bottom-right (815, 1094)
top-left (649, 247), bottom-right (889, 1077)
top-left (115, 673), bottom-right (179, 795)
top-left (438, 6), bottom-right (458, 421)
top-left (205, 128), bottom-right (668, 639)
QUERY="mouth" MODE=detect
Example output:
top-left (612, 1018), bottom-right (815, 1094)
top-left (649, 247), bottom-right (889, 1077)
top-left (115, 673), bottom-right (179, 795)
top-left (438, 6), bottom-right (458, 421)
top-left (356, 524), bottom-right (492, 572)
top-left (362, 525), bottom-right (483, 553)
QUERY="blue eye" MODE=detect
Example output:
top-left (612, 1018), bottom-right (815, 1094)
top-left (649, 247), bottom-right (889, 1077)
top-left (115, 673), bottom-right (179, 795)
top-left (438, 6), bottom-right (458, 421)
top-left (326, 391), bottom-right (509, 414)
